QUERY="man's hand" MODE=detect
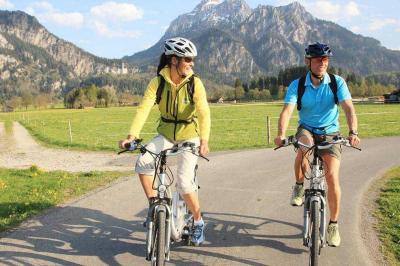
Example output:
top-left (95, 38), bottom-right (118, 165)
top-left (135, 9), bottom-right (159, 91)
top-left (199, 139), bottom-right (209, 156)
top-left (348, 134), bottom-right (360, 147)
top-left (274, 135), bottom-right (285, 147)
top-left (119, 135), bottom-right (135, 149)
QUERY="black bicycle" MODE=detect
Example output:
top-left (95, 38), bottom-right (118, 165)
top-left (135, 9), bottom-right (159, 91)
top-left (275, 135), bottom-right (360, 266)
top-left (119, 139), bottom-right (208, 266)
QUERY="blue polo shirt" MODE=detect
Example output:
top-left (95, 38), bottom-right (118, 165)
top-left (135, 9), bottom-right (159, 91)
top-left (284, 72), bottom-right (352, 134)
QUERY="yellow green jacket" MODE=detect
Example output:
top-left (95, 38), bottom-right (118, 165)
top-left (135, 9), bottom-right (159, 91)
top-left (129, 67), bottom-right (211, 141)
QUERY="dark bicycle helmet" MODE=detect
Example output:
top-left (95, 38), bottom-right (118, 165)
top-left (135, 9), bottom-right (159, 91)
top-left (305, 42), bottom-right (333, 58)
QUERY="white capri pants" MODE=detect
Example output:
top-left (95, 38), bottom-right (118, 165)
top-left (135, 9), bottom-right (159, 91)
top-left (135, 134), bottom-right (200, 194)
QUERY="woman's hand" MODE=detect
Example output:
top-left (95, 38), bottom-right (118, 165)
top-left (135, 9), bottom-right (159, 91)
top-left (119, 135), bottom-right (135, 149)
top-left (199, 139), bottom-right (209, 156)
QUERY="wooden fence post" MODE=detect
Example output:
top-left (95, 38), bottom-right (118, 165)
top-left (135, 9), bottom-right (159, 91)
top-left (68, 120), bottom-right (73, 144)
top-left (267, 116), bottom-right (271, 144)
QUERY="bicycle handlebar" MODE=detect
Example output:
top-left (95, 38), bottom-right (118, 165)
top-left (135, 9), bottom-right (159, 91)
top-left (118, 139), bottom-right (210, 161)
top-left (274, 135), bottom-right (361, 151)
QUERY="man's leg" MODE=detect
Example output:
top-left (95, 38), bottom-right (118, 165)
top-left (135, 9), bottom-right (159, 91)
top-left (322, 153), bottom-right (341, 247)
top-left (322, 154), bottom-right (341, 221)
top-left (291, 131), bottom-right (313, 206)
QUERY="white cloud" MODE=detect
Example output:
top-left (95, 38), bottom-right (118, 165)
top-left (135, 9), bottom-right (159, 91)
top-left (26, 1), bottom-right (84, 28)
top-left (90, 1), bottom-right (143, 22)
top-left (92, 21), bottom-right (141, 38)
top-left (369, 18), bottom-right (397, 31)
top-left (349, 25), bottom-right (360, 33)
top-left (31, 1), bottom-right (53, 11)
top-left (344, 1), bottom-right (360, 17)
top-left (0, 0), bottom-right (14, 9)
top-left (297, 0), bottom-right (360, 21)
top-left (41, 12), bottom-right (84, 28)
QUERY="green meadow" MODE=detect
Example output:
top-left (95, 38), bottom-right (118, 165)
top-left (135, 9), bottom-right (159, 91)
top-left (0, 103), bottom-right (399, 151)
top-left (376, 166), bottom-right (400, 264)
top-left (0, 166), bottom-right (129, 232)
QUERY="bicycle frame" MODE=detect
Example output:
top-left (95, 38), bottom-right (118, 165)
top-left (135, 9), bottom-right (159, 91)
top-left (303, 153), bottom-right (327, 249)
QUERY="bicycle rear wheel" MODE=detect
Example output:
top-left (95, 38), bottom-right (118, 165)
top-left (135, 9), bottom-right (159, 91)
top-left (309, 200), bottom-right (320, 266)
top-left (153, 211), bottom-right (166, 266)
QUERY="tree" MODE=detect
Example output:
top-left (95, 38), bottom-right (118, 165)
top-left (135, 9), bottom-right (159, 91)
top-left (234, 86), bottom-right (245, 100)
top-left (21, 90), bottom-right (33, 110)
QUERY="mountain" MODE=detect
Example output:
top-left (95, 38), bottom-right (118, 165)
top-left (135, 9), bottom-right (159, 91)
top-left (125, 0), bottom-right (400, 82)
top-left (0, 10), bottom-right (135, 97)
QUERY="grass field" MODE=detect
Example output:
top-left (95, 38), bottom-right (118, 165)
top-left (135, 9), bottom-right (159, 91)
top-left (0, 166), bottom-right (129, 232)
top-left (0, 103), bottom-right (399, 152)
top-left (376, 166), bottom-right (400, 265)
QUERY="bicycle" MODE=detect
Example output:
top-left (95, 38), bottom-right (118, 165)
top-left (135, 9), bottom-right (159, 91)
top-left (275, 134), bottom-right (361, 266)
top-left (119, 139), bottom-right (209, 266)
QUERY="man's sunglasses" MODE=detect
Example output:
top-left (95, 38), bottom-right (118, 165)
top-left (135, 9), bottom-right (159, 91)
top-left (311, 56), bottom-right (329, 63)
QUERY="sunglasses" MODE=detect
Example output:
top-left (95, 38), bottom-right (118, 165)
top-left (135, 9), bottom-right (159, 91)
top-left (182, 57), bottom-right (194, 63)
top-left (311, 56), bottom-right (329, 63)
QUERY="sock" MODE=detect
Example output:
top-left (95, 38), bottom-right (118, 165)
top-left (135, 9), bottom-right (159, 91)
top-left (329, 220), bottom-right (338, 224)
top-left (194, 218), bottom-right (204, 226)
top-left (296, 182), bottom-right (304, 186)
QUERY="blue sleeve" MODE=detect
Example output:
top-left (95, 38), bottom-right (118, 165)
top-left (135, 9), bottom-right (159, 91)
top-left (284, 79), bottom-right (299, 104)
top-left (335, 75), bottom-right (352, 102)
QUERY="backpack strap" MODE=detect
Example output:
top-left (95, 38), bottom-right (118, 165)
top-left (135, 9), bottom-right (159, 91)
top-left (296, 76), bottom-right (306, 111)
top-left (297, 73), bottom-right (338, 111)
top-left (328, 73), bottom-right (338, 105)
top-left (155, 75), bottom-right (165, 105)
top-left (187, 75), bottom-right (196, 105)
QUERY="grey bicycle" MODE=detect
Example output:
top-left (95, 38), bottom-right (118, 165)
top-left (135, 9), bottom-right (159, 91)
top-left (119, 139), bottom-right (208, 265)
top-left (275, 135), bottom-right (360, 266)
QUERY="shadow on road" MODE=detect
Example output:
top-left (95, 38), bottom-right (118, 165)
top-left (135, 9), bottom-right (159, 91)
top-left (170, 211), bottom-right (305, 265)
top-left (0, 207), bottom-right (305, 265)
top-left (0, 206), bottom-right (146, 265)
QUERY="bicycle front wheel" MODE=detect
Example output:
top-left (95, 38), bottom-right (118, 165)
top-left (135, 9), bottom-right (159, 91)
top-left (153, 211), bottom-right (166, 266)
top-left (309, 200), bottom-right (320, 266)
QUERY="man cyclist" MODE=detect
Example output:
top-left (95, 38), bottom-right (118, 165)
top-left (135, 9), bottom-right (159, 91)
top-left (274, 42), bottom-right (360, 247)
top-left (119, 37), bottom-right (210, 246)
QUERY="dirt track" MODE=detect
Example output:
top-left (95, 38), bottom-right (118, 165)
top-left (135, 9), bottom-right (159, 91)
top-left (0, 122), bottom-right (134, 172)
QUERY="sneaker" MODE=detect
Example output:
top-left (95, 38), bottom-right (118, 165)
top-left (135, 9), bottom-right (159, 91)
top-left (191, 221), bottom-right (205, 246)
top-left (327, 223), bottom-right (341, 247)
top-left (290, 183), bottom-right (305, 206)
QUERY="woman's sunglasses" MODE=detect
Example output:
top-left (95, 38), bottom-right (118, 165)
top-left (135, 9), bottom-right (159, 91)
top-left (182, 57), bottom-right (194, 63)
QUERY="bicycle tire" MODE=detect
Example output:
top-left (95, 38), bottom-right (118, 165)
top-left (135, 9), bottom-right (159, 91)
top-left (155, 211), bottom-right (166, 266)
top-left (310, 200), bottom-right (320, 266)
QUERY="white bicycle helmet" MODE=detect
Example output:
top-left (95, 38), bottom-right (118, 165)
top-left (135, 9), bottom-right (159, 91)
top-left (164, 37), bottom-right (197, 57)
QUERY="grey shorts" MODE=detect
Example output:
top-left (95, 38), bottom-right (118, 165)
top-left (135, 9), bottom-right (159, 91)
top-left (295, 127), bottom-right (342, 160)
top-left (135, 134), bottom-right (200, 194)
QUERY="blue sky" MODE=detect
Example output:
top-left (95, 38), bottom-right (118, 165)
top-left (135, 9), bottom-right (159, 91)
top-left (1, 0), bottom-right (399, 59)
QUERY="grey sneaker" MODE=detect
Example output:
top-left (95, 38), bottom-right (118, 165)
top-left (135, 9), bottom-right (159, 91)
top-left (327, 223), bottom-right (341, 247)
top-left (191, 222), bottom-right (205, 246)
top-left (290, 184), bottom-right (305, 206)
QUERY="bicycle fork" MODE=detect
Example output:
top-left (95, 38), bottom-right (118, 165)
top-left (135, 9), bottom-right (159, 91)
top-left (145, 172), bottom-right (173, 262)
top-left (303, 194), bottom-right (327, 248)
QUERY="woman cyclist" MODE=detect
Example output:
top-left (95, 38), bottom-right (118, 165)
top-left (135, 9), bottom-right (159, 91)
top-left (119, 37), bottom-right (210, 245)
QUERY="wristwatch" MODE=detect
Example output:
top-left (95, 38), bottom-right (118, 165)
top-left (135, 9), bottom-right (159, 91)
top-left (349, 130), bottom-right (359, 136)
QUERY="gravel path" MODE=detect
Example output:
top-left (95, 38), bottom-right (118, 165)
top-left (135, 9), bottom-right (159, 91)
top-left (0, 122), bottom-right (134, 172)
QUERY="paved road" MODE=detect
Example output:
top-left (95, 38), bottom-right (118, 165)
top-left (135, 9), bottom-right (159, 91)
top-left (1, 136), bottom-right (399, 265)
